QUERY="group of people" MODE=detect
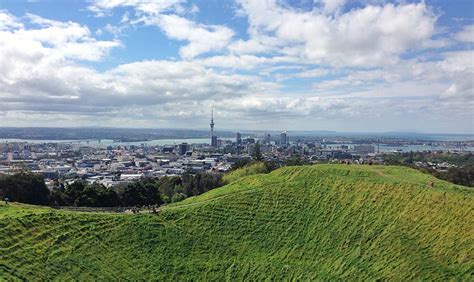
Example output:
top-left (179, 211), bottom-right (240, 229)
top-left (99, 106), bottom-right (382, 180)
top-left (123, 205), bottom-right (160, 215)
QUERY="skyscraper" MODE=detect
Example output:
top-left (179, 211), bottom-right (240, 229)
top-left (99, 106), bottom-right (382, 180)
top-left (210, 108), bottom-right (217, 147)
top-left (211, 136), bottom-right (218, 148)
top-left (178, 143), bottom-right (190, 155)
top-left (236, 132), bottom-right (242, 145)
top-left (265, 133), bottom-right (271, 144)
top-left (280, 131), bottom-right (287, 146)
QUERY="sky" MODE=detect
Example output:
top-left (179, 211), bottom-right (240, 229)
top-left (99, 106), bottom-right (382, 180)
top-left (0, 0), bottom-right (472, 133)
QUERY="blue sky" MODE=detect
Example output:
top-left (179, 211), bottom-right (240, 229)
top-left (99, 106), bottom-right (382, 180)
top-left (0, 0), bottom-right (472, 133)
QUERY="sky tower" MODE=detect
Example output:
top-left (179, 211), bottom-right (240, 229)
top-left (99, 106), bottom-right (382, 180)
top-left (210, 108), bottom-right (217, 147)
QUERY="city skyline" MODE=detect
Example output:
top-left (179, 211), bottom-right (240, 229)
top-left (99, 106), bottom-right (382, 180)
top-left (0, 0), bottom-right (473, 133)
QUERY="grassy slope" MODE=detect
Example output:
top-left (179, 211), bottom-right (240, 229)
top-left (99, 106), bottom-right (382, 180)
top-left (1, 165), bottom-right (473, 280)
top-left (221, 161), bottom-right (268, 184)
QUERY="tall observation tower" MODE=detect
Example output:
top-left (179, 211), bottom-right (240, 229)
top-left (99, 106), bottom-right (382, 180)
top-left (210, 108), bottom-right (217, 147)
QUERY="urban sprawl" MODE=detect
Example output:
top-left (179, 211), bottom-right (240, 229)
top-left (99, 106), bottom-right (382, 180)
top-left (1, 113), bottom-right (472, 189)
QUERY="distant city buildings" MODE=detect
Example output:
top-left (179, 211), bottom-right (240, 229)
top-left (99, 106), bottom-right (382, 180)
top-left (354, 145), bottom-right (375, 155)
top-left (1, 116), bottom-right (471, 190)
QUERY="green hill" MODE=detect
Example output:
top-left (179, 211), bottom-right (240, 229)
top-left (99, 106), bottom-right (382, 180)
top-left (1, 165), bottom-right (473, 280)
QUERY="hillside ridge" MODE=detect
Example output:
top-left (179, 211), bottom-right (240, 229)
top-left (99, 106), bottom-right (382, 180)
top-left (1, 164), bottom-right (473, 280)
top-left (169, 164), bottom-right (471, 209)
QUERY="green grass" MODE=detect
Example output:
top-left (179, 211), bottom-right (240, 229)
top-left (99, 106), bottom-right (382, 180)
top-left (222, 161), bottom-right (267, 184)
top-left (1, 164), bottom-right (473, 280)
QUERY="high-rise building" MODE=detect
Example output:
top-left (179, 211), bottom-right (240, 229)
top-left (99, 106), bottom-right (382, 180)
top-left (280, 131), bottom-right (287, 146)
top-left (211, 136), bottom-right (218, 148)
top-left (265, 133), bottom-right (271, 144)
top-left (210, 108), bottom-right (217, 147)
top-left (178, 143), bottom-right (190, 155)
top-left (236, 132), bottom-right (242, 145)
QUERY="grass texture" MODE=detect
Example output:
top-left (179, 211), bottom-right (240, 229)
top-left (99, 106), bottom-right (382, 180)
top-left (1, 164), bottom-right (473, 280)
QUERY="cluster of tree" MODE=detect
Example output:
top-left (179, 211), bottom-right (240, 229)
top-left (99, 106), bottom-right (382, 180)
top-left (283, 155), bottom-right (311, 166)
top-left (49, 181), bottom-right (120, 207)
top-left (383, 152), bottom-right (474, 187)
top-left (383, 152), bottom-right (474, 167)
top-left (0, 172), bottom-right (50, 205)
top-left (1, 171), bottom-right (223, 207)
top-left (421, 165), bottom-right (474, 187)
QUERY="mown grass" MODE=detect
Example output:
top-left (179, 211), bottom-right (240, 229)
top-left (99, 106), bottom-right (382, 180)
top-left (1, 164), bottom-right (473, 280)
top-left (221, 161), bottom-right (267, 184)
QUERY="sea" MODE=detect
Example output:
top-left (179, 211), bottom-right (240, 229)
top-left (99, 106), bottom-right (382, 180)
top-left (0, 138), bottom-right (232, 147)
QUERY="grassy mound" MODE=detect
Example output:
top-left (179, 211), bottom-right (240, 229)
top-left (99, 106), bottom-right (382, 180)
top-left (1, 165), bottom-right (473, 280)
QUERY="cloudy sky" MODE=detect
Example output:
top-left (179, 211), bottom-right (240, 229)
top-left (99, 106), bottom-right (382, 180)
top-left (0, 0), bottom-right (473, 133)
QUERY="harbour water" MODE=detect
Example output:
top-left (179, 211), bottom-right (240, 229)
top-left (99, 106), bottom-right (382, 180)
top-left (0, 138), bottom-right (233, 147)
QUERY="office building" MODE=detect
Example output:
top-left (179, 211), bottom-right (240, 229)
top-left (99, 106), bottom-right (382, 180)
top-left (178, 143), bottom-right (190, 155)
top-left (265, 133), bottom-right (271, 144)
top-left (236, 132), bottom-right (242, 145)
top-left (280, 131), bottom-right (288, 146)
top-left (211, 136), bottom-right (218, 148)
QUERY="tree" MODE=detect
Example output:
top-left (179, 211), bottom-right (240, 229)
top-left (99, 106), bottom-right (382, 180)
top-left (253, 143), bottom-right (263, 161)
top-left (158, 176), bottom-right (181, 202)
top-left (171, 193), bottom-right (187, 203)
top-left (230, 159), bottom-right (253, 171)
top-left (119, 180), bottom-right (162, 206)
top-left (0, 172), bottom-right (50, 205)
top-left (49, 184), bottom-right (68, 206)
top-left (264, 161), bottom-right (280, 172)
top-left (284, 155), bottom-right (307, 166)
top-left (440, 165), bottom-right (474, 187)
top-left (181, 171), bottom-right (223, 197)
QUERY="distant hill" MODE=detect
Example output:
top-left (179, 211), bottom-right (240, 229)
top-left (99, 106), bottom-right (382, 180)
top-left (1, 165), bottom-right (473, 280)
top-left (0, 127), bottom-right (239, 141)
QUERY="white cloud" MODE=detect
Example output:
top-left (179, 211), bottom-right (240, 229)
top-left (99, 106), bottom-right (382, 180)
top-left (440, 50), bottom-right (474, 73)
top-left (0, 12), bottom-right (121, 63)
top-left (88, 1), bottom-right (234, 59)
top-left (0, 2), bottom-right (472, 133)
top-left (438, 50), bottom-right (474, 104)
top-left (0, 11), bottom-right (279, 122)
top-left (440, 76), bottom-right (474, 102)
top-left (295, 68), bottom-right (329, 78)
top-left (189, 4), bottom-right (199, 14)
top-left (0, 11), bottom-right (272, 127)
top-left (196, 54), bottom-right (297, 69)
top-left (454, 25), bottom-right (474, 43)
top-left (0, 10), bottom-right (24, 30)
top-left (87, 0), bottom-right (184, 17)
top-left (228, 39), bottom-right (271, 55)
top-left (319, 0), bottom-right (346, 14)
top-left (237, 0), bottom-right (436, 66)
top-left (103, 23), bottom-right (127, 37)
top-left (150, 14), bottom-right (234, 59)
